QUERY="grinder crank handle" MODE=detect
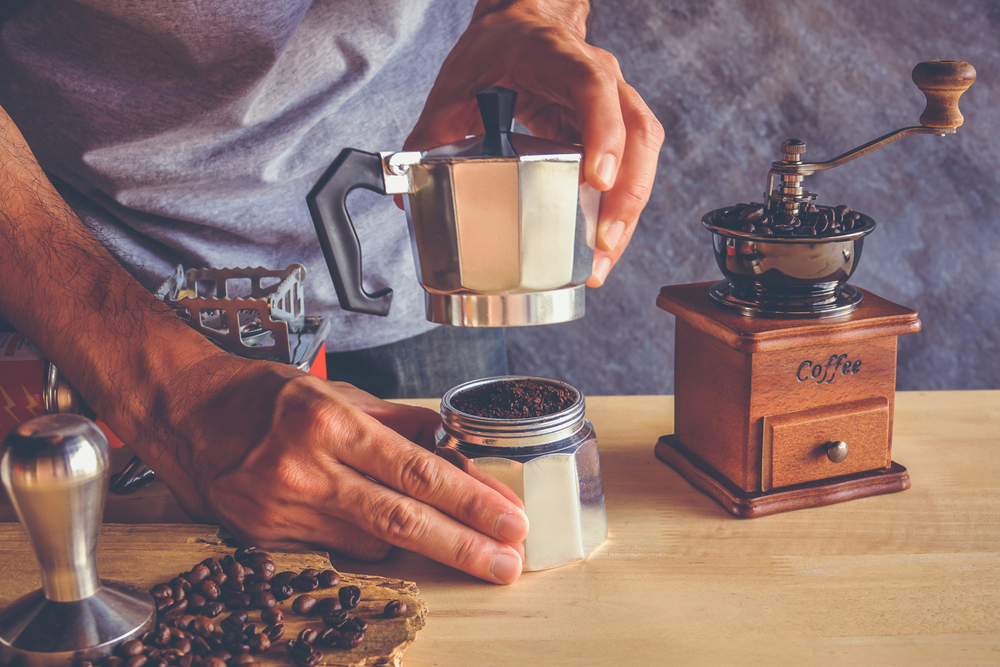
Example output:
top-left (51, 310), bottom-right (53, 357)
top-left (911, 60), bottom-right (977, 129)
top-left (307, 148), bottom-right (394, 317)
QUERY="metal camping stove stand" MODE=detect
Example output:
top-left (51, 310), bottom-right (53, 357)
top-left (654, 60), bottom-right (975, 517)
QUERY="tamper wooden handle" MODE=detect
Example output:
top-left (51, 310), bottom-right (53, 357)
top-left (911, 60), bottom-right (976, 128)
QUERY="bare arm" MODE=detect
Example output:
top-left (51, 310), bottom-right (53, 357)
top-left (0, 107), bottom-right (528, 583)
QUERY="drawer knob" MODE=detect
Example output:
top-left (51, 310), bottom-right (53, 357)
top-left (825, 440), bottom-right (849, 463)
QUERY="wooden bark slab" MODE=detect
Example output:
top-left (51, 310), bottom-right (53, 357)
top-left (0, 524), bottom-right (426, 667)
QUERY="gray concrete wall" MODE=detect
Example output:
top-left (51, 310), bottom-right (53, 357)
top-left (507, 0), bottom-right (1000, 394)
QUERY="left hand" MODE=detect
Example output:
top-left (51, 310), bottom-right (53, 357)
top-left (403, 0), bottom-right (664, 287)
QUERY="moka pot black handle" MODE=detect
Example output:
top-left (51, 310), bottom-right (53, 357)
top-left (306, 148), bottom-right (393, 316)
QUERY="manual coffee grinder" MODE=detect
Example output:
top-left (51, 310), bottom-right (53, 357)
top-left (654, 60), bottom-right (976, 517)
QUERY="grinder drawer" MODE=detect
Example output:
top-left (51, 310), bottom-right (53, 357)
top-left (762, 397), bottom-right (890, 492)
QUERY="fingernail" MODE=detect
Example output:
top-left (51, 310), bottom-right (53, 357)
top-left (490, 552), bottom-right (523, 584)
top-left (599, 220), bottom-right (626, 252)
top-left (595, 154), bottom-right (617, 189)
top-left (495, 512), bottom-right (529, 543)
top-left (591, 256), bottom-right (612, 286)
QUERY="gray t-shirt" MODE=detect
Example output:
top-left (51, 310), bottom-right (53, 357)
top-left (0, 0), bottom-right (473, 351)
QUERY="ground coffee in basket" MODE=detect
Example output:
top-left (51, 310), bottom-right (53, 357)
top-left (450, 379), bottom-right (577, 419)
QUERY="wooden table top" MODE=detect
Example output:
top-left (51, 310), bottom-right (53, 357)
top-left (2, 391), bottom-right (998, 666)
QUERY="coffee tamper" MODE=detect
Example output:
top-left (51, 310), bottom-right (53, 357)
top-left (0, 414), bottom-right (155, 666)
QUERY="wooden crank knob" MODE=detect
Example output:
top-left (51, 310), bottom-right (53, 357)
top-left (911, 60), bottom-right (976, 128)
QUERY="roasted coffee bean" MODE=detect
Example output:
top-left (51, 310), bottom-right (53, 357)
top-left (260, 608), bottom-right (283, 625)
top-left (243, 624), bottom-right (258, 639)
top-left (187, 593), bottom-right (207, 610)
top-left (146, 659), bottom-right (167, 667)
top-left (222, 632), bottom-right (244, 650)
top-left (247, 634), bottom-right (270, 655)
top-left (103, 657), bottom-right (124, 667)
top-left (244, 581), bottom-right (270, 595)
top-left (155, 597), bottom-right (173, 613)
top-left (317, 628), bottom-right (340, 646)
top-left (177, 655), bottom-right (193, 667)
top-left (317, 570), bottom-right (340, 588)
top-left (244, 552), bottom-right (273, 568)
top-left (199, 580), bottom-right (221, 601)
top-left (219, 611), bottom-right (247, 633)
top-left (123, 656), bottom-right (147, 667)
top-left (159, 649), bottom-right (184, 663)
top-left (200, 658), bottom-right (226, 667)
top-left (189, 636), bottom-right (211, 656)
top-left (150, 584), bottom-right (172, 600)
top-left (336, 631), bottom-right (365, 649)
top-left (186, 564), bottom-right (211, 584)
top-left (168, 578), bottom-right (191, 595)
top-left (295, 651), bottom-right (323, 667)
top-left (272, 584), bottom-right (294, 602)
top-left (289, 640), bottom-right (313, 659)
top-left (162, 598), bottom-right (188, 616)
top-left (737, 204), bottom-right (765, 225)
top-left (313, 597), bottom-right (341, 616)
top-left (201, 601), bottom-right (224, 619)
top-left (299, 568), bottom-right (320, 578)
top-left (250, 592), bottom-right (276, 610)
top-left (338, 586), bottom-right (361, 610)
top-left (264, 623), bottom-right (285, 643)
top-left (297, 629), bottom-right (318, 645)
top-left (224, 593), bottom-right (251, 611)
top-left (254, 561), bottom-right (275, 582)
top-left (120, 640), bottom-right (145, 657)
top-left (208, 572), bottom-right (227, 587)
top-left (383, 600), bottom-right (407, 618)
top-left (191, 616), bottom-right (215, 636)
top-left (153, 624), bottom-right (172, 646)
top-left (350, 617), bottom-right (369, 632)
top-left (322, 610), bottom-right (348, 628)
top-left (230, 654), bottom-right (256, 667)
top-left (292, 595), bottom-right (317, 615)
top-left (233, 547), bottom-right (260, 563)
top-left (210, 650), bottom-right (233, 664)
top-left (172, 638), bottom-right (192, 655)
top-left (74, 660), bottom-right (94, 667)
top-left (222, 557), bottom-right (244, 584)
top-left (271, 571), bottom-right (297, 587)
top-left (292, 575), bottom-right (319, 592)
top-left (201, 558), bottom-right (223, 575)
top-left (140, 646), bottom-right (159, 658)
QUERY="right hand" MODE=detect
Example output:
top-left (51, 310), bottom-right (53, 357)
top-left (140, 353), bottom-right (529, 584)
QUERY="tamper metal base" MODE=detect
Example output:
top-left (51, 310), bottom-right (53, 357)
top-left (425, 285), bottom-right (585, 327)
top-left (0, 580), bottom-right (155, 667)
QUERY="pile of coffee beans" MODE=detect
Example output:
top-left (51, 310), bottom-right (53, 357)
top-left (710, 202), bottom-right (870, 238)
top-left (451, 378), bottom-right (577, 419)
top-left (73, 547), bottom-right (410, 667)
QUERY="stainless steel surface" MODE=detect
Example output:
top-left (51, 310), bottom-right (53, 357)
top-left (156, 263), bottom-right (313, 362)
top-left (392, 135), bottom-right (599, 326)
top-left (437, 377), bottom-right (608, 571)
top-left (426, 285), bottom-right (585, 327)
top-left (0, 414), bottom-right (155, 666)
top-left (826, 440), bottom-right (850, 463)
top-left (704, 210), bottom-right (875, 317)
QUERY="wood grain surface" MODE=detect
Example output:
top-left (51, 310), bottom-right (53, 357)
top-left (0, 528), bottom-right (425, 667)
top-left (2, 392), bottom-right (998, 666)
